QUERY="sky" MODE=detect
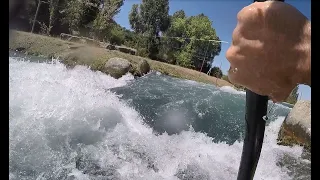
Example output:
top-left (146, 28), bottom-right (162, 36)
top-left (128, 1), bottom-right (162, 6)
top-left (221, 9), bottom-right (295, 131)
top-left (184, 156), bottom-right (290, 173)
top-left (114, 0), bottom-right (311, 101)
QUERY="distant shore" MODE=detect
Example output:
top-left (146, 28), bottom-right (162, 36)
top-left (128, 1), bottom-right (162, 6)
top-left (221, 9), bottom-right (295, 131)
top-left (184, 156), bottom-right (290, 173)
top-left (9, 31), bottom-right (234, 88)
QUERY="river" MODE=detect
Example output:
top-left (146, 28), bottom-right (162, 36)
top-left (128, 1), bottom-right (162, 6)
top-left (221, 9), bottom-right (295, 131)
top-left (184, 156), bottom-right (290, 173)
top-left (9, 53), bottom-right (310, 180)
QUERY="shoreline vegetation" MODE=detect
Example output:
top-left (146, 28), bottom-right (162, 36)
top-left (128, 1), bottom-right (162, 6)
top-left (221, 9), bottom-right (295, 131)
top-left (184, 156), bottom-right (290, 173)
top-left (9, 30), bottom-right (234, 88)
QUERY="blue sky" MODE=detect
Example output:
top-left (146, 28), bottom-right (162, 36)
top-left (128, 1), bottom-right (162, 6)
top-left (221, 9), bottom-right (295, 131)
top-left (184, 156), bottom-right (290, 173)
top-left (114, 0), bottom-right (311, 100)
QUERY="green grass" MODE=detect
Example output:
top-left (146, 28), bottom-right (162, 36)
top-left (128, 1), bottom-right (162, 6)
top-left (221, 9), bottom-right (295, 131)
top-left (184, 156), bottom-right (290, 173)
top-left (9, 31), bottom-right (234, 88)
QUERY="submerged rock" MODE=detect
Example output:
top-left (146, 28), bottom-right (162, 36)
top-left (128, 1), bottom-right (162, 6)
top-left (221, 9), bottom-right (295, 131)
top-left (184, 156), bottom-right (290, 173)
top-left (277, 100), bottom-right (311, 151)
top-left (103, 57), bottom-right (132, 79)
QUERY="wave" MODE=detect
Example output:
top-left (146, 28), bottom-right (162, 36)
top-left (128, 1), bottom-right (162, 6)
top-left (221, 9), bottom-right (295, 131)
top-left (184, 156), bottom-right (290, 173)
top-left (9, 57), bottom-right (308, 180)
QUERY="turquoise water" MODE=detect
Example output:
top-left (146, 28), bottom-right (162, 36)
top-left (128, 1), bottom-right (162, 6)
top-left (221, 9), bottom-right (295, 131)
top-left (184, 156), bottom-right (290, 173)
top-left (111, 72), bottom-right (290, 144)
top-left (9, 55), bottom-right (310, 180)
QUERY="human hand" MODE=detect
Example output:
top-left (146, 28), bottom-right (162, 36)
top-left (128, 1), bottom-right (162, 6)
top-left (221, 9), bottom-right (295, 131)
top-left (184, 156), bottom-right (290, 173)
top-left (226, 1), bottom-right (310, 102)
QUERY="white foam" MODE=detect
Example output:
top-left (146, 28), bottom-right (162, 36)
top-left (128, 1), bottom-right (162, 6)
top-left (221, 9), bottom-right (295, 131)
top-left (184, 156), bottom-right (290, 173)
top-left (9, 57), bottom-right (307, 180)
top-left (220, 86), bottom-right (246, 95)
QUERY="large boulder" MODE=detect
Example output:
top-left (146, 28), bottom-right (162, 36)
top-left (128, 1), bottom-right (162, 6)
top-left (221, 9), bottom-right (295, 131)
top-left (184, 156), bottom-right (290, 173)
top-left (277, 100), bottom-right (311, 151)
top-left (137, 59), bottom-right (150, 76)
top-left (103, 57), bottom-right (132, 79)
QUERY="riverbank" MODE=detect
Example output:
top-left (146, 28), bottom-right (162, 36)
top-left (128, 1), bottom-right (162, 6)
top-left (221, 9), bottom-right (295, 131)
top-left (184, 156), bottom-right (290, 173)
top-left (9, 31), bottom-right (234, 88)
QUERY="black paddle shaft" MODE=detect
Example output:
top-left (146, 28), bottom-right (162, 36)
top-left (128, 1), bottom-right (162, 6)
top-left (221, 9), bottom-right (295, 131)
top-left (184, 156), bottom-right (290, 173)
top-left (236, 0), bottom-right (284, 180)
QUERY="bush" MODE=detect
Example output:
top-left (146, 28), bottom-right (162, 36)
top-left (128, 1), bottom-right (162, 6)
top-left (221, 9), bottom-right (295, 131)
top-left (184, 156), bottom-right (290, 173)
top-left (210, 66), bottom-right (223, 78)
top-left (108, 27), bottom-right (125, 45)
top-left (137, 48), bottom-right (149, 57)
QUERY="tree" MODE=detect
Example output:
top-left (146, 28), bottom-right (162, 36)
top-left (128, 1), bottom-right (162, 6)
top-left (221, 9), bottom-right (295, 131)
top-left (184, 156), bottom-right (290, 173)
top-left (80, 0), bottom-right (102, 27)
top-left (92, 0), bottom-right (124, 40)
top-left (129, 0), bottom-right (170, 59)
top-left (45, 0), bottom-right (59, 35)
top-left (109, 25), bottom-right (125, 45)
top-left (129, 4), bottom-right (144, 33)
top-left (164, 13), bottom-right (221, 69)
top-left (102, 0), bottom-right (124, 21)
top-left (210, 67), bottom-right (223, 78)
top-left (61, 0), bottom-right (86, 33)
top-left (172, 10), bottom-right (186, 19)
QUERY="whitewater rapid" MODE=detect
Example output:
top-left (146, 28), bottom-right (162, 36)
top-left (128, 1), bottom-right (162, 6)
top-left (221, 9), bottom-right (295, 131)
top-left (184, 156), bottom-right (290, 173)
top-left (9, 57), bottom-right (308, 180)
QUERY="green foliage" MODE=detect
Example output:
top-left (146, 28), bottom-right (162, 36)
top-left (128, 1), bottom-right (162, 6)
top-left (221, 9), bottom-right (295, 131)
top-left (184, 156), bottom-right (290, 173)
top-left (139, 0), bottom-right (170, 34)
top-left (39, 0), bottom-right (60, 35)
top-left (164, 12), bottom-right (221, 70)
top-left (136, 48), bottom-right (149, 57)
top-left (79, 0), bottom-right (100, 27)
top-left (172, 10), bottom-right (186, 19)
top-left (129, 0), bottom-right (170, 58)
top-left (210, 67), bottom-right (223, 78)
top-left (129, 4), bottom-right (144, 33)
top-left (103, 0), bottom-right (125, 19)
top-left (109, 25), bottom-right (125, 45)
top-left (61, 0), bottom-right (86, 32)
top-left (176, 50), bottom-right (194, 68)
top-left (92, 12), bottom-right (109, 39)
top-left (17, 0), bottom-right (225, 79)
top-left (91, 0), bottom-right (124, 40)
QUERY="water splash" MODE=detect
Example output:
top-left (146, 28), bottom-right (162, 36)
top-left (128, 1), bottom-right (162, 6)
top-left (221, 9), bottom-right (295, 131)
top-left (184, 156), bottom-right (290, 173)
top-left (9, 57), bottom-right (308, 180)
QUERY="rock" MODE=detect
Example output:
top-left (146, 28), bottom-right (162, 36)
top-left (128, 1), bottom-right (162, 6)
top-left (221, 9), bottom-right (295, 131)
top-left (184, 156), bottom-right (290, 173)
top-left (104, 57), bottom-right (132, 79)
top-left (137, 59), bottom-right (150, 76)
top-left (106, 44), bottom-right (116, 50)
top-left (15, 47), bottom-right (25, 52)
top-left (277, 100), bottom-right (311, 151)
top-left (118, 46), bottom-right (137, 55)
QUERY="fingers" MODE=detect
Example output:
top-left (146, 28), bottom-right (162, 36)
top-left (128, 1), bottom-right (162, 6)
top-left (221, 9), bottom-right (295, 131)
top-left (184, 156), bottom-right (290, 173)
top-left (237, 2), bottom-right (265, 32)
top-left (231, 25), bottom-right (241, 46)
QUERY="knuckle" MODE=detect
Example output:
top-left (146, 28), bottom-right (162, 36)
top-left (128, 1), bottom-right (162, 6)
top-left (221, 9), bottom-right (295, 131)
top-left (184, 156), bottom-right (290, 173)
top-left (225, 47), bottom-right (234, 62)
top-left (237, 5), bottom-right (251, 21)
top-left (226, 46), bottom-right (241, 64)
top-left (237, 3), bottom-right (261, 23)
top-left (231, 27), bottom-right (241, 45)
top-left (236, 9), bottom-right (246, 22)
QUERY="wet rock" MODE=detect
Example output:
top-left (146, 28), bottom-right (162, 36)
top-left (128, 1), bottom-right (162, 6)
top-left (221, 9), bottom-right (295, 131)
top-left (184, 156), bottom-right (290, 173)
top-left (277, 100), bottom-right (311, 151)
top-left (276, 152), bottom-right (311, 180)
top-left (103, 57), bottom-right (132, 79)
top-left (136, 59), bottom-right (150, 76)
